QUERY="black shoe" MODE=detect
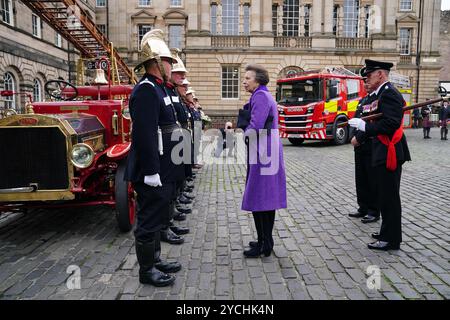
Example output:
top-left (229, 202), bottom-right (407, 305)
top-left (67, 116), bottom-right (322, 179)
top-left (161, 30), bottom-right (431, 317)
top-left (249, 241), bottom-right (258, 248)
top-left (349, 211), bottom-right (366, 218)
top-left (183, 192), bottom-right (195, 199)
top-left (243, 245), bottom-right (271, 258)
top-left (361, 215), bottom-right (380, 224)
top-left (161, 229), bottom-right (184, 245)
top-left (173, 212), bottom-right (187, 221)
top-left (175, 206), bottom-right (192, 214)
top-left (185, 180), bottom-right (194, 188)
top-left (371, 233), bottom-right (381, 240)
top-left (170, 225), bottom-right (190, 235)
top-left (368, 241), bottom-right (400, 251)
top-left (154, 259), bottom-right (182, 273)
top-left (177, 195), bottom-right (192, 205)
top-left (135, 241), bottom-right (175, 287)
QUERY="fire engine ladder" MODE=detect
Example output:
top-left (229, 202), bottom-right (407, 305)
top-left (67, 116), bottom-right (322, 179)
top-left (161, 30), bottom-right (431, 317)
top-left (22, 0), bottom-right (137, 85)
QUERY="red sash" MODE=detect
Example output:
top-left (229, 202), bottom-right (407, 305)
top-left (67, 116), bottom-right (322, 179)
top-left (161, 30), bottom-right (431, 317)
top-left (377, 123), bottom-right (403, 171)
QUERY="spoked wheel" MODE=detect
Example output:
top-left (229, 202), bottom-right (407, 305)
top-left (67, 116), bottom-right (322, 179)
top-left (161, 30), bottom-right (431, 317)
top-left (115, 161), bottom-right (136, 232)
top-left (44, 80), bottom-right (78, 101)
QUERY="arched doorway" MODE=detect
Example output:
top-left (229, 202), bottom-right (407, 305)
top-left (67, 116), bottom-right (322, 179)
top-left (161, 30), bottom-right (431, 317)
top-left (278, 66), bottom-right (304, 79)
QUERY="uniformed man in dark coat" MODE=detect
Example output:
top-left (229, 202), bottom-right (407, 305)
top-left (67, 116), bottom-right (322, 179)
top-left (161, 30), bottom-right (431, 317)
top-left (124, 29), bottom-right (184, 286)
top-left (348, 69), bottom-right (380, 223)
top-left (156, 48), bottom-right (194, 245)
top-left (349, 59), bottom-right (411, 251)
top-left (439, 101), bottom-right (449, 140)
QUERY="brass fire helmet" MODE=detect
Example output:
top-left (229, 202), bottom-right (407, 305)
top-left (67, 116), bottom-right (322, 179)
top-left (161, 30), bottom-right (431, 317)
top-left (134, 29), bottom-right (175, 80)
top-left (171, 48), bottom-right (188, 73)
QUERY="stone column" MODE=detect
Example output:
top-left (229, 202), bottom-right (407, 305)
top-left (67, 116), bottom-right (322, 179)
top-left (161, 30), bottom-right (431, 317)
top-left (358, 5), bottom-right (366, 38)
top-left (187, 0), bottom-right (199, 32)
top-left (200, 0), bottom-right (210, 34)
top-left (421, 0), bottom-right (441, 54)
top-left (239, 3), bottom-right (244, 35)
top-left (277, 4), bottom-right (283, 36)
top-left (338, 5), bottom-right (344, 37)
top-left (217, 3), bottom-right (222, 35)
top-left (311, 0), bottom-right (323, 36)
top-left (323, 0), bottom-right (334, 36)
top-left (371, 0), bottom-right (385, 36)
top-left (384, 0), bottom-right (397, 35)
top-left (262, 0), bottom-right (273, 35)
top-left (250, 0), bottom-right (262, 34)
top-left (299, 5), bottom-right (305, 36)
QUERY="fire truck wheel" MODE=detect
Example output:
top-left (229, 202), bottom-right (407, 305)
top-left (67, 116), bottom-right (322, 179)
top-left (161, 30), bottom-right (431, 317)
top-left (115, 161), bottom-right (136, 232)
top-left (332, 120), bottom-right (349, 145)
top-left (288, 138), bottom-right (305, 146)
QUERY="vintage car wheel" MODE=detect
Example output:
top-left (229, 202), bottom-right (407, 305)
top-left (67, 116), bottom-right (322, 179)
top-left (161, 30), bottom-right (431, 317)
top-left (115, 161), bottom-right (136, 232)
top-left (288, 138), bottom-right (305, 146)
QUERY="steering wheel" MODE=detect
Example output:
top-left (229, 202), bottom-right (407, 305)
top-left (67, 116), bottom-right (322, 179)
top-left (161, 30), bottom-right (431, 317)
top-left (44, 80), bottom-right (79, 101)
top-left (438, 86), bottom-right (448, 97)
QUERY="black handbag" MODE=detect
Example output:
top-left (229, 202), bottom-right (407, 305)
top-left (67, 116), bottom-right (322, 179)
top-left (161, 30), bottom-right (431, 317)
top-left (237, 109), bottom-right (251, 130)
top-left (237, 108), bottom-right (274, 131)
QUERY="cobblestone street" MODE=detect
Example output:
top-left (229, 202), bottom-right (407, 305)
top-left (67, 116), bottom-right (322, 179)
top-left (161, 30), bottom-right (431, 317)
top-left (0, 128), bottom-right (448, 300)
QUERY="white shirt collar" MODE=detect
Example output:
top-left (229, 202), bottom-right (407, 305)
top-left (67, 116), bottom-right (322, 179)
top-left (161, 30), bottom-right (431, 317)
top-left (373, 81), bottom-right (389, 96)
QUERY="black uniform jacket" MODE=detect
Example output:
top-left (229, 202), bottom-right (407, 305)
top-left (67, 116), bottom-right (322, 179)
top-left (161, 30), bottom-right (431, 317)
top-left (364, 82), bottom-right (411, 167)
top-left (125, 74), bottom-right (184, 183)
top-left (166, 83), bottom-right (190, 126)
top-left (353, 93), bottom-right (377, 154)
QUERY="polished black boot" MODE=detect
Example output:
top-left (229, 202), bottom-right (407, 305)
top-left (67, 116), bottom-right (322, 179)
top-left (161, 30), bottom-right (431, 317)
top-left (177, 195), bottom-right (192, 205)
top-left (169, 222), bottom-right (190, 235)
top-left (183, 192), bottom-right (195, 200)
top-left (175, 205), bottom-right (192, 214)
top-left (154, 233), bottom-right (182, 273)
top-left (161, 227), bottom-right (184, 245)
top-left (243, 242), bottom-right (271, 258)
top-left (135, 240), bottom-right (175, 286)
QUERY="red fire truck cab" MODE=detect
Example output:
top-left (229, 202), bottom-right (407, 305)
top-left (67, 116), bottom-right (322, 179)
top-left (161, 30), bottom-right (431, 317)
top-left (277, 67), bottom-right (367, 145)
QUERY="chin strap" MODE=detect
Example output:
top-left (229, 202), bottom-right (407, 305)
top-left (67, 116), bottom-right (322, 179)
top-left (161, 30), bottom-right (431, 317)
top-left (156, 56), bottom-right (169, 82)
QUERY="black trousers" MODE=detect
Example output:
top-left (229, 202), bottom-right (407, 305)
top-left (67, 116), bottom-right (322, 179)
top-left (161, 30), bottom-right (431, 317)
top-left (375, 165), bottom-right (403, 244)
top-left (252, 211), bottom-right (275, 249)
top-left (133, 182), bottom-right (175, 242)
top-left (355, 150), bottom-right (379, 217)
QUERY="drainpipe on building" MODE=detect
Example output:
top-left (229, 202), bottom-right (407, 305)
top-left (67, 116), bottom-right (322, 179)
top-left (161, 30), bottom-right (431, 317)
top-left (106, 0), bottom-right (109, 39)
top-left (416, 0), bottom-right (424, 103)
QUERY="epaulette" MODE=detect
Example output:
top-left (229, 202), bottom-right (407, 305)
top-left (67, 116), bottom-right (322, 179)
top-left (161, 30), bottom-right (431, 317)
top-left (138, 79), bottom-right (155, 87)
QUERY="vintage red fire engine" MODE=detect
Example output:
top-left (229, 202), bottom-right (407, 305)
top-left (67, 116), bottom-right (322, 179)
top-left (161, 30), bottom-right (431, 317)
top-left (277, 67), bottom-right (367, 145)
top-left (0, 77), bottom-right (137, 232)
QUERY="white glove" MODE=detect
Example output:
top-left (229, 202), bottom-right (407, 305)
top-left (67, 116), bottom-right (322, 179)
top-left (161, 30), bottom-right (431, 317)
top-left (144, 174), bottom-right (162, 187)
top-left (348, 118), bottom-right (366, 132)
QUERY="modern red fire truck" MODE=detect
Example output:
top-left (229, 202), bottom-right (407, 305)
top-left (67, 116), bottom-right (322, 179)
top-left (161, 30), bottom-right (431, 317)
top-left (277, 67), bottom-right (367, 145)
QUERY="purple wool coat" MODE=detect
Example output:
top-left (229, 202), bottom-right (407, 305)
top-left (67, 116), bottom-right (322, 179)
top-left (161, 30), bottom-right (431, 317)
top-left (241, 86), bottom-right (287, 212)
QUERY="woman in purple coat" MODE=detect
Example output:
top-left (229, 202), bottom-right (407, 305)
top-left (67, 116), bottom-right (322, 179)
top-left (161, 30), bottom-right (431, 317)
top-left (241, 64), bottom-right (287, 258)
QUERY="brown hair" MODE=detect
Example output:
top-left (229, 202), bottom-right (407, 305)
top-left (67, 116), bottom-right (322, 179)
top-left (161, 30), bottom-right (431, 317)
top-left (245, 64), bottom-right (270, 86)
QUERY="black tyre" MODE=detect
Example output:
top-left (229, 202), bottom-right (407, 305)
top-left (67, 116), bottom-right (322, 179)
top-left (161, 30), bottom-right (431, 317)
top-left (288, 138), bottom-right (305, 146)
top-left (115, 161), bottom-right (136, 232)
top-left (332, 119), bottom-right (349, 145)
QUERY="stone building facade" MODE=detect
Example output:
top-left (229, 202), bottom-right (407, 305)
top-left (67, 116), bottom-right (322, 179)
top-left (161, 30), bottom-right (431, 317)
top-left (96, 0), bottom-right (442, 126)
top-left (0, 0), bottom-right (96, 113)
top-left (1, 1), bottom-right (443, 123)
top-left (440, 10), bottom-right (450, 87)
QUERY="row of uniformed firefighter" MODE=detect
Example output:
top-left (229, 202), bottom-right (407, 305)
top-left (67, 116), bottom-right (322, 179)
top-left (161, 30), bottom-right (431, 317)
top-left (125, 29), bottom-right (205, 286)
